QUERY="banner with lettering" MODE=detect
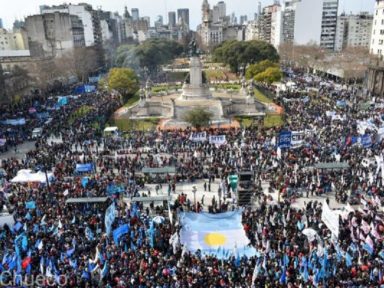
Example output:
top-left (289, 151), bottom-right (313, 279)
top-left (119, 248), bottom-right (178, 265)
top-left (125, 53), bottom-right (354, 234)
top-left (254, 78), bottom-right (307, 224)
top-left (189, 132), bottom-right (207, 142)
top-left (209, 135), bottom-right (227, 146)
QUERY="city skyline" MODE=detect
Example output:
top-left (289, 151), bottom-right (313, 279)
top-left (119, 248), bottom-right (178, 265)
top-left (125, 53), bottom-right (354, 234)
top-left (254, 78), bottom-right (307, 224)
top-left (1, 0), bottom-right (373, 30)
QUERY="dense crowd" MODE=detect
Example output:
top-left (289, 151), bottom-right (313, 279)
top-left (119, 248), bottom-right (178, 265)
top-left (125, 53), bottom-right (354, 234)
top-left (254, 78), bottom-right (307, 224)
top-left (0, 71), bottom-right (383, 287)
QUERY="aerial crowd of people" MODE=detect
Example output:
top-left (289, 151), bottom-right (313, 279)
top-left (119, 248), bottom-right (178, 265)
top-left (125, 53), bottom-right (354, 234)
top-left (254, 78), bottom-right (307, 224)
top-left (0, 70), bottom-right (383, 287)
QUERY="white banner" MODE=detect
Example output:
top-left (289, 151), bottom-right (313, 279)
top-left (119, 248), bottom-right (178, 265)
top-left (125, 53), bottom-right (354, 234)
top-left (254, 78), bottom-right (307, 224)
top-left (189, 132), bottom-right (207, 142)
top-left (209, 135), bottom-right (227, 146)
top-left (321, 201), bottom-right (339, 238)
top-left (378, 127), bottom-right (384, 141)
top-left (0, 214), bottom-right (15, 228)
top-left (291, 131), bottom-right (304, 148)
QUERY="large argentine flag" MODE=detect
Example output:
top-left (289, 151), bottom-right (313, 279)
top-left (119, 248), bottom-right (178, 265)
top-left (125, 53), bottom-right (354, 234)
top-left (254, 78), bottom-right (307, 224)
top-left (179, 210), bottom-right (257, 259)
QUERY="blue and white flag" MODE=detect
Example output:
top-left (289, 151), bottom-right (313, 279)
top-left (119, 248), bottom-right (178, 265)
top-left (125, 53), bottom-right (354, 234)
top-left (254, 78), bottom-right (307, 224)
top-left (104, 203), bottom-right (116, 236)
top-left (85, 227), bottom-right (94, 241)
top-left (179, 210), bottom-right (257, 259)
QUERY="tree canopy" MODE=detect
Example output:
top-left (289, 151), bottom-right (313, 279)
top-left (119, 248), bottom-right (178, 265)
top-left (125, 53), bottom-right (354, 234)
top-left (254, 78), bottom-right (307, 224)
top-left (254, 67), bottom-right (282, 84)
top-left (115, 39), bottom-right (184, 73)
top-left (183, 108), bottom-right (213, 129)
top-left (107, 68), bottom-right (140, 103)
top-left (245, 60), bottom-right (279, 80)
top-left (212, 40), bottom-right (279, 73)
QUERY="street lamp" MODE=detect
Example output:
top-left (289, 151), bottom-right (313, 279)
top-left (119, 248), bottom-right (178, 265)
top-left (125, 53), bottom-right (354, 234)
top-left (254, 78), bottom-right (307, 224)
top-left (36, 151), bottom-right (52, 194)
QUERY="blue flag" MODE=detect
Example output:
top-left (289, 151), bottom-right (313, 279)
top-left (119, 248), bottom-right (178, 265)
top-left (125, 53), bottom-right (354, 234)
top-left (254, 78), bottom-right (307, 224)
top-left (101, 261), bottom-right (109, 279)
top-left (361, 134), bottom-right (372, 148)
top-left (13, 222), bottom-right (23, 233)
top-left (280, 267), bottom-right (287, 284)
top-left (278, 131), bottom-right (292, 148)
top-left (81, 177), bottom-right (89, 188)
top-left (148, 220), bottom-right (155, 248)
top-left (66, 247), bottom-right (75, 257)
top-left (363, 243), bottom-right (374, 255)
top-left (345, 252), bottom-right (352, 267)
top-left (113, 224), bottom-right (129, 245)
top-left (25, 201), bottom-right (36, 209)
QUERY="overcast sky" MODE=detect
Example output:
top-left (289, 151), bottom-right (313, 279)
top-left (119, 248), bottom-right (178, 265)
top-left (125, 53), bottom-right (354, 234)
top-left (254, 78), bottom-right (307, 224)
top-left (0, 0), bottom-right (374, 30)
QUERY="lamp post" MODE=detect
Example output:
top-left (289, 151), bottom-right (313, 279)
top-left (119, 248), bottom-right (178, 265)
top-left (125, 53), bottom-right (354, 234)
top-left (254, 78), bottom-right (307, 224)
top-left (192, 186), bottom-right (197, 211)
top-left (37, 151), bottom-right (52, 194)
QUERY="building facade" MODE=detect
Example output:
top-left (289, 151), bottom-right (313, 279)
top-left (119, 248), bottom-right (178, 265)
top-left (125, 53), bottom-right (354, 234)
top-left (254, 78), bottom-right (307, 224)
top-left (197, 0), bottom-right (242, 49)
top-left (41, 4), bottom-right (101, 47)
top-left (0, 28), bottom-right (28, 51)
top-left (24, 12), bottom-right (85, 57)
top-left (260, 4), bottom-right (282, 49)
top-left (370, 0), bottom-right (384, 57)
top-left (335, 12), bottom-right (373, 51)
top-left (131, 9), bottom-right (140, 21)
top-left (320, 0), bottom-right (339, 50)
top-left (281, 0), bottom-right (338, 50)
top-left (168, 12), bottom-right (176, 29)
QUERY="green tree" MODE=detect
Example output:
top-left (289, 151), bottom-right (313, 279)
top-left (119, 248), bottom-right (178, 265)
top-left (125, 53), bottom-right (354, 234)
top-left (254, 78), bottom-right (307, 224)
top-left (213, 40), bottom-right (279, 73)
top-left (254, 67), bottom-right (282, 84)
top-left (246, 60), bottom-right (279, 80)
top-left (107, 68), bottom-right (140, 103)
top-left (183, 108), bottom-right (213, 129)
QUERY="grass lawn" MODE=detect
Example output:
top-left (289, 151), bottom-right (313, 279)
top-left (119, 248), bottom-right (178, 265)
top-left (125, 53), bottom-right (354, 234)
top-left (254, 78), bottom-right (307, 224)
top-left (235, 116), bottom-right (259, 128)
top-left (254, 88), bottom-right (274, 104)
top-left (264, 114), bottom-right (284, 128)
top-left (112, 118), bottom-right (159, 132)
top-left (123, 93), bottom-right (140, 108)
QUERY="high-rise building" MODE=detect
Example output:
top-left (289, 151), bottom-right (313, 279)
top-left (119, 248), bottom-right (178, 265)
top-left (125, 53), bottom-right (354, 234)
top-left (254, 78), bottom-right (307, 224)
top-left (281, 0), bottom-right (338, 50)
top-left (168, 12), bottom-right (176, 28)
top-left (321, 0), bottom-right (339, 50)
top-left (239, 15), bottom-right (248, 25)
top-left (370, 0), bottom-right (384, 57)
top-left (212, 1), bottom-right (226, 23)
top-left (0, 19), bottom-right (3, 29)
top-left (260, 4), bottom-right (282, 48)
top-left (177, 9), bottom-right (190, 29)
top-left (335, 12), bottom-right (373, 51)
top-left (131, 8), bottom-right (139, 21)
top-left (155, 15), bottom-right (164, 30)
top-left (217, 1), bottom-right (226, 19)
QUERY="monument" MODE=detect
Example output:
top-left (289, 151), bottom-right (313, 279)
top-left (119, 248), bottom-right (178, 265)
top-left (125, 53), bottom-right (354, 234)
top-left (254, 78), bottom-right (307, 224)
top-left (116, 40), bottom-right (266, 129)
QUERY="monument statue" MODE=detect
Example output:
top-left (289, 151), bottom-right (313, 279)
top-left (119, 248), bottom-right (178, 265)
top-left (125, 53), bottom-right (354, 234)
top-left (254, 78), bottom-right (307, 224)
top-left (139, 88), bottom-right (145, 100)
top-left (145, 78), bottom-right (152, 99)
top-left (188, 39), bottom-right (198, 57)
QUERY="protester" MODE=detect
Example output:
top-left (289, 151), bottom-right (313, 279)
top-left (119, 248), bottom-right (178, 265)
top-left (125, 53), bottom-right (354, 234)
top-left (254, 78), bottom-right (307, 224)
top-left (0, 72), bottom-right (383, 287)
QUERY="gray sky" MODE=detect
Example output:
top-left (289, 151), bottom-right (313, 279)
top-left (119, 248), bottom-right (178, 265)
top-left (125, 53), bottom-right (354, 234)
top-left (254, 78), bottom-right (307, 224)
top-left (0, 0), bottom-right (374, 30)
